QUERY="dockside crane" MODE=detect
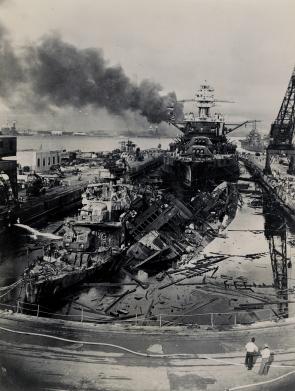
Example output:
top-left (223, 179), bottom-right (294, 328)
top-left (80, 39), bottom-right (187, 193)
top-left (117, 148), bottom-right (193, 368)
top-left (264, 196), bottom-right (289, 318)
top-left (264, 65), bottom-right (295, 175)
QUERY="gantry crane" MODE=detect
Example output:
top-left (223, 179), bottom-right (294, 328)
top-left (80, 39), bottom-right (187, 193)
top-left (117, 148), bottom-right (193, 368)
top-left (264, 197), bottom-right (289, 318)
top-left (265, 66), bottom-right (295, 175)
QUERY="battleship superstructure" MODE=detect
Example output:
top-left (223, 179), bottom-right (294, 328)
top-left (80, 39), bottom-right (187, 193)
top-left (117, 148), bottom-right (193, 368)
top-left (163, 83), bottom-right (242, 189)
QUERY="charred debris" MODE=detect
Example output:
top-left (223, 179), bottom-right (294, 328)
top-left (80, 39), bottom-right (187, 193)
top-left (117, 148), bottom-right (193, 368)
top-left (23, 169), bottom-right (239, 306)
top-left (19, 133), bottom-right (239, 306)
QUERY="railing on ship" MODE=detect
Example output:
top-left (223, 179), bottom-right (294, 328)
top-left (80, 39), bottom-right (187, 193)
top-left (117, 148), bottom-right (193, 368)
top-left (0, 300), bottom-right (282, 328)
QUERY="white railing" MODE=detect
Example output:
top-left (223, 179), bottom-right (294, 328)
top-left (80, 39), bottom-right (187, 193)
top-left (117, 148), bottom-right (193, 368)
top-left (0, 301), bottom-right (281, 329)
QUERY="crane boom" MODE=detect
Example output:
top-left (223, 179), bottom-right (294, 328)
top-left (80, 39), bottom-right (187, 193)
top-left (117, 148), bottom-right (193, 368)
top-left (270, 66), bottom-right (295, 147)
top-left (265, 65), bottom-right (295, 175)
top-left (224, 120), bottom-right (260, 134)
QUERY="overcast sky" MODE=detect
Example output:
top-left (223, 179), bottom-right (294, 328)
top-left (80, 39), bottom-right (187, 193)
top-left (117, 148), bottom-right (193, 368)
top-left (0, 0), bottom-right (295, 133)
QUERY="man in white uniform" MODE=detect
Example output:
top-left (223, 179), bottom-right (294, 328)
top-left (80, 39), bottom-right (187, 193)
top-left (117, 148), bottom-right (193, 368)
top-left (245, 337), bottom-right (258, 370)
top-left (258, 344), bottom-right (272, 375)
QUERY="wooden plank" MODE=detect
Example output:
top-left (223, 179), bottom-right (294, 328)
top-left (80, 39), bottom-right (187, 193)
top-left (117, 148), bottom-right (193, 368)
top-left (104, 288), bottom-right (137, 313)
top-left (131, 248), bottom-right (167, 269)
top-left (73, 301), bottom-right (111, 317)
top-left (81, 282), bottom-right (137, 287)
top-left (121, 268), bottom-right (149, 289)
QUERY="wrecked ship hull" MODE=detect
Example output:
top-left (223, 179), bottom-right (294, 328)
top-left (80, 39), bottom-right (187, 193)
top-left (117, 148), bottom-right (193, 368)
top-left (163, 155), bottom-right (240, 188)
top-left (126, 181), bottom-right (239, 270)
top-left (24, 254), bottom-right (117, 304)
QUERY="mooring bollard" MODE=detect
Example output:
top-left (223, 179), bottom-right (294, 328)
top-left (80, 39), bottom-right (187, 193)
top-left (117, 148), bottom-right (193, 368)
top-left (135, 313), bottom-right (138, 325)
top-left (159, 315), bottom-right (162, 328)
top-left (36, 304), bottom-right (40, 318)
top-left (234, 313), bottom-right (237, 326)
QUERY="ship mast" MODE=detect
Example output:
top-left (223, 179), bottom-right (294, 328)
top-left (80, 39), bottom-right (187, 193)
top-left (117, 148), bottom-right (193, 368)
top-left (179, 82), bottom-right (227, 123)
top-left (194, 83), bottom-right (215, 120)
top-left (167, 82), bottom-right (257, 136)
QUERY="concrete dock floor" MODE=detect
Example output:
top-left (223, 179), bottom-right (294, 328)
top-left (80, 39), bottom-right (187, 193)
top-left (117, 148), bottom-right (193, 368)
top-left (1, 312), bottom-right (295, 391)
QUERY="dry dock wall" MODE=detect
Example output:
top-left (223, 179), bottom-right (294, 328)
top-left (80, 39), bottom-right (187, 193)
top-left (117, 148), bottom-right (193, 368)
top-left (19, 186), bottom-right (84, 223)
top-left (0, 185), bottom-right (84, 232)
top-left (240, 155), bottom-right (295, 221)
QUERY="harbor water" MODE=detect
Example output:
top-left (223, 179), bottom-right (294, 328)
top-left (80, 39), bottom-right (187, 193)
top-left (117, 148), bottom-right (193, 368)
top-left (17, 135), bottom-right (174, 153)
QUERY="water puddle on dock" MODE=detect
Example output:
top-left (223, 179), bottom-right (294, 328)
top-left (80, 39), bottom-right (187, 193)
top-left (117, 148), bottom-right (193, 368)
top-left (1, 175), bottom-right (295, 327)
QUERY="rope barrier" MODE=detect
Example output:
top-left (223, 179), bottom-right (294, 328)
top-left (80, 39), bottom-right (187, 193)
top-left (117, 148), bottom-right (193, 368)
top-left (0, 324), bottom-right (295, 370)
top-left (0, 281), bottom-right (22, 299)
top-left (0, 279), bottom-right (23, 292)
top-left (226, 369), bottom-right (295, 390)
top-left (0, 325), bottom-right (182, 358)
top-left (1, 323), bottom-right (295, 391)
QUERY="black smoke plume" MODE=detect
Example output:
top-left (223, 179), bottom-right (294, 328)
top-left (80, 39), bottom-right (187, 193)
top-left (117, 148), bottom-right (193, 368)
top-left (0, 23), bottom-right (24, 98)
top-left (0, 26), bottom-right (183, 125)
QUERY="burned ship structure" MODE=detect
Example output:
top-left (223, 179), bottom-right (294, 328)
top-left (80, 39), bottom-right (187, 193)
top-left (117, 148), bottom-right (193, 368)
top-left (24, 229), bottom-right (119, 304)
top-left (124, 181), bottom-right (238, 271)
top-left (23, 181), bottom-right (136, 303)
top-left (23, 175), bottom-right (238, 305)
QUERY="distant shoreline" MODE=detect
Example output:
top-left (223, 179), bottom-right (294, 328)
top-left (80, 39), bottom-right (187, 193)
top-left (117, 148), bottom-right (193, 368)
top-left (16, 135), bottom-right (174, 152)
top-left (15, 134), bottom-right (173, 138)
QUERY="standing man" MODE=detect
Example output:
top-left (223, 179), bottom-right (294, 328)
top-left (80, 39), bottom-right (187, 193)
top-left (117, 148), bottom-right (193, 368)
top-left (245, 337), bottom-right (258, 370)
top-left (258, 344), bottom-right (272, 375)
